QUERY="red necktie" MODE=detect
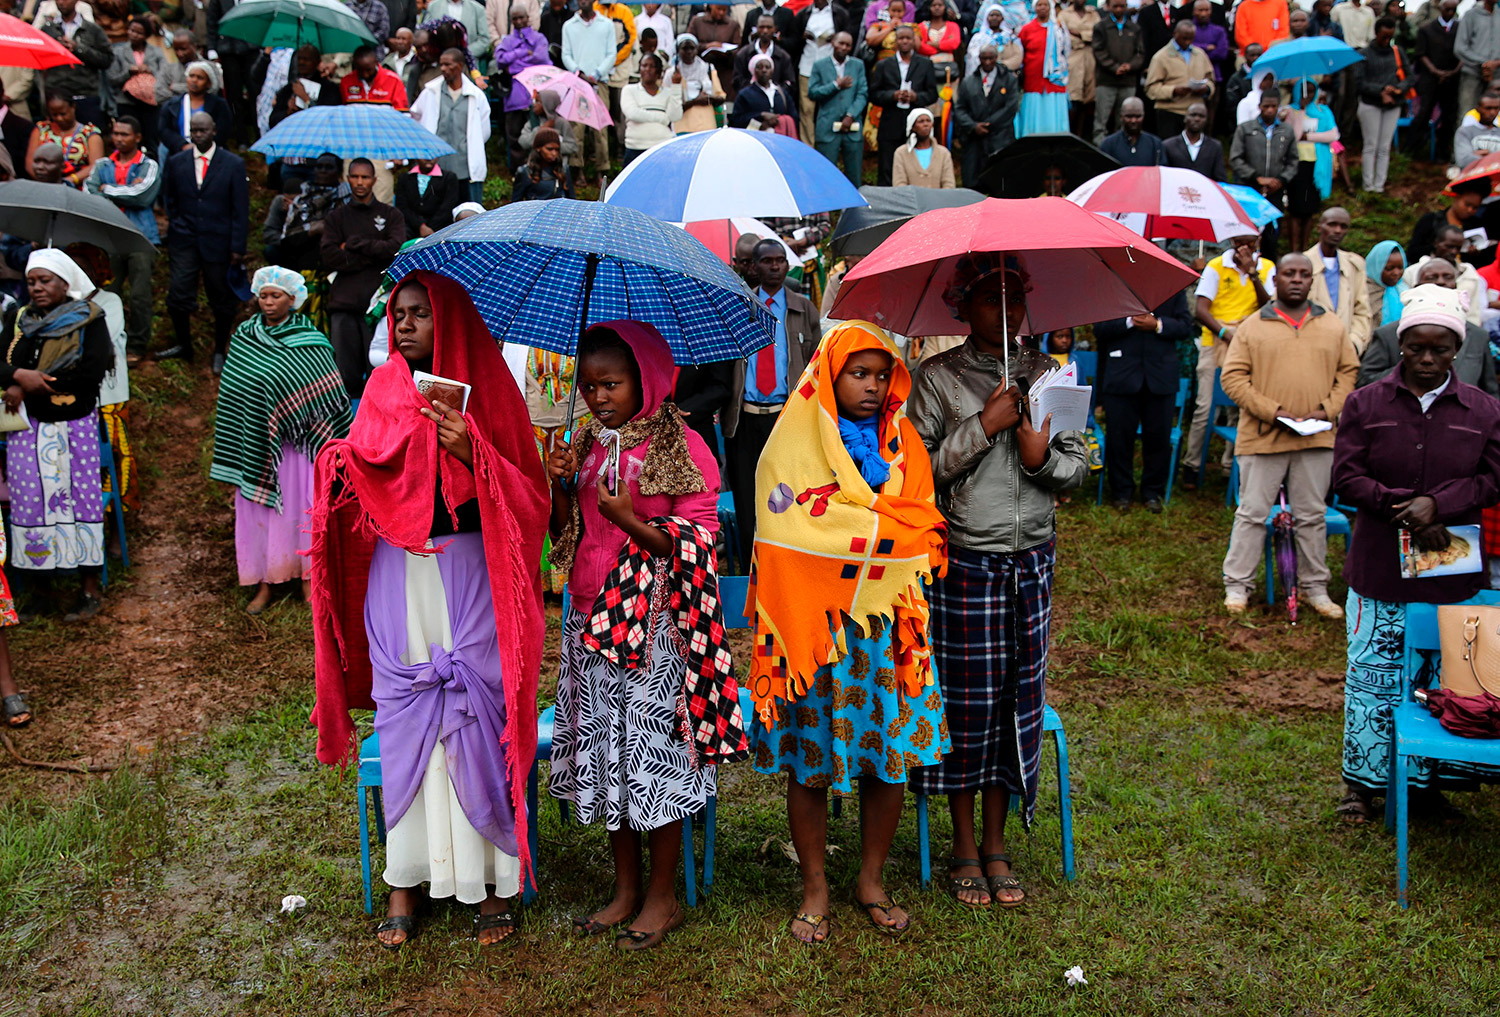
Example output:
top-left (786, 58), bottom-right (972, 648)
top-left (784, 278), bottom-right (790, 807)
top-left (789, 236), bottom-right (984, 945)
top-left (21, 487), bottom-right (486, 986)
top-left (756, 294), bottom-right (777, 396)
top-left (199, 154), bottom-right (208, 185)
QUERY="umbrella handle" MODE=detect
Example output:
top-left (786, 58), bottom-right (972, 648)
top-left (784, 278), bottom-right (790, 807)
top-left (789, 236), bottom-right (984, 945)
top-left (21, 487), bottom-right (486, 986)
top-left (561, 252), bottom-right (601, 447)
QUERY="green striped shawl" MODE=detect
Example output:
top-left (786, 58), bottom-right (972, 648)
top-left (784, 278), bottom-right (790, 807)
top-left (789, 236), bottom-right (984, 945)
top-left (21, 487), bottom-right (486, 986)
top-left (210, 312), bottom-right (353, 511)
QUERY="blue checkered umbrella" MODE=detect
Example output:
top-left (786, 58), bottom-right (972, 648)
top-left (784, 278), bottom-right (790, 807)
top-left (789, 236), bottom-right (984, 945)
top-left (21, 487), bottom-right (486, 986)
top-left (387, 198), bottom-right (775, 364)
top-left (250, 103), bottom-right (455, 160)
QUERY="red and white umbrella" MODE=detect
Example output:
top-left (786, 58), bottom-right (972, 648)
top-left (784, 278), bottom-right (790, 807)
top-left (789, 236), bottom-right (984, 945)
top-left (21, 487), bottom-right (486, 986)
top-left (1445, 150), bottom-right (1500, 196)
top-left (514, 65), bottom-right (613, 130)
top-left (677, 218), bottom-right (797, 267)
top-left (1066, 166), bottom-right (1259, 242)
top-left (0, 12), bottom-right (81, 69)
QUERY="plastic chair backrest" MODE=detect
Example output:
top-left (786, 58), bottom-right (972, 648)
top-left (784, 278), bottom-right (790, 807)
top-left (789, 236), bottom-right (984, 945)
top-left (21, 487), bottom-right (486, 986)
top-left (1069, 351), bottom-right (1097, 388)
top-left (1174, 377), bottom-right (1191, 421)
top-left (1210, 368), bottom-right (1236, 410)
top-left (561, 574), bottom-right (753, 631)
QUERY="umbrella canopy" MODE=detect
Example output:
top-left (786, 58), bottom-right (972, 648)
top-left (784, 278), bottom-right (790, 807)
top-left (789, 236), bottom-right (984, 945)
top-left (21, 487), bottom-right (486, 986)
top-left (679, 218), bottom-right (797, 265)
top-left (829, 185), bottom-right (987, 258)
top-left (973, 132), bottom-right (1120, 199)
top-left (514, 66), bottom-right (614, 129)
top-left (830, 197), bottom-right (1198, 338)
top-left (217, 0), bottom-right (376, 51)
top-left (0, 181), bottom-right (154, 256)
top-left (1445, 150), bottom-right (1500, 195)
top-left (1066, 166), bottom-right (1259, 242)
top-left (0, 12), bottom-right (81, 69)
top-left (1250, 37), bottom-right (1363, 83)
top-left (251, 103), bottom-right (454, 160)
top-left (387, 198), bottom-right (774, 362)
top-left (1219, 183), bottom-right (1284, 228)
top-left (604, 128), bottom-right (867, 221)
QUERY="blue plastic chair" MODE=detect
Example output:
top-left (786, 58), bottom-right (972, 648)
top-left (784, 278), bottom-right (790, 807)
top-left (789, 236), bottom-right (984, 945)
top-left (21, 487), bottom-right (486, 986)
top-left (98, 417), bottom-right (130, 588)
top-left (1235, 483), bottom-right (1352, 606)
top-left (355, 730), bottom-right (387, 915)
top-left (913, 705), bottom-right (1077, 887)
top-left (713, 419), bottom-right (740, 575)
top-left (1386, 593), bottom-right (1500, 908)
top-left (1197, 368), bottom-right (1239, 502)
top-left (1067, 352), bottom-right (1108, 505)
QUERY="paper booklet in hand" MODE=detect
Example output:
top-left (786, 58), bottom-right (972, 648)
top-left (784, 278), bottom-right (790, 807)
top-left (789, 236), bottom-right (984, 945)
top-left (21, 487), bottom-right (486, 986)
top-left (1027, 360), bottom-right (1092, 434)
top-left (0, 401), bottom-right (30, 434)
top-left (412, 371), bottom-right (471, 414)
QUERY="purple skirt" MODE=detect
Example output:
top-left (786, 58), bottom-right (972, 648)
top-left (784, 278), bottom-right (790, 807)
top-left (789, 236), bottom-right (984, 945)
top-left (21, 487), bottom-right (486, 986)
top-left (366, 532), bottom-right (517, 858)
top-left (6, 412), bottom-right (104, 572)
top-left (234, 445), bottom-right (313, 586)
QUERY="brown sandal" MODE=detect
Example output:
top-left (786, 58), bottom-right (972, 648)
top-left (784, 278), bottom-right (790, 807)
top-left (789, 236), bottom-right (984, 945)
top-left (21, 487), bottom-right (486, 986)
top-left (946, 857), bottom-right (991, 909)
top-left (983, 853), bottom-right (1026, 908)
top-left (1337, 791), bottom-right (1377, 826)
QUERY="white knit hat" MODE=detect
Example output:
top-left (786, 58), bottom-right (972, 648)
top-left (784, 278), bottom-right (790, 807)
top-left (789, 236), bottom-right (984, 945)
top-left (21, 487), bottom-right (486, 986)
top-left (1397, 283), bottom-right (1468, 338)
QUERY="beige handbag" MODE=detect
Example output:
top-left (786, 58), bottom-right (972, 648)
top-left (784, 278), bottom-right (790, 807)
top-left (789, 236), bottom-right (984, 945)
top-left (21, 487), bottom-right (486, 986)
top-left (1437, 605), bottom-right (1500, 697)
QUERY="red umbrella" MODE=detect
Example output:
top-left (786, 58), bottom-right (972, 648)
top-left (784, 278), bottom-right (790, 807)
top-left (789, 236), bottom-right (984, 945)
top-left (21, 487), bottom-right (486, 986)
top-left (1445, 151), bottom-right (1500, 196)
top-left (680, 218), bottom-right (795, 266)
top-left (830, 196), bottom-right (1198, 339)
top-left (1066, 166), bottom-right (1259, 241)
top-left (0, 13), bottom-right (81, 69)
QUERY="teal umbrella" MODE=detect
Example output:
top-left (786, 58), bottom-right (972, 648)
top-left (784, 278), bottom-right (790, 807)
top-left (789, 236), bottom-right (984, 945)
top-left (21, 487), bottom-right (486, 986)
top-left (216, 0), bottom-right (376, 52)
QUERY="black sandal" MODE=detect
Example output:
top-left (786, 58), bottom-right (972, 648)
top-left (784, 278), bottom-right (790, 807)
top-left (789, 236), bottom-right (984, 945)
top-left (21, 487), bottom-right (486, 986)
top-left (789, 912), bottom-right (831, 944)
top-left (1337, 790), bottom-right (1377, 826)
top-left (946, 857), bottom-right (991, 909)
top-left (853, 893), bottom-right (909, 934)
top-left (475, 910), bottom-right (517, 945)
top-left (614, 906), bottom-right (683, 952)
top-left (572, 911), bottom-right (618, 936)
top-left (373, 913), bottom-right (417, 951)
top-left (3, 693), bottom-right (31, 728)
top-left (983, 853), bottom-right (1026, 908)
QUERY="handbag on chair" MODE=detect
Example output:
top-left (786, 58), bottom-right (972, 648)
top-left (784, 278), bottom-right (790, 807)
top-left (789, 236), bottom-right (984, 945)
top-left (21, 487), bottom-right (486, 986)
top-left (1426, 605), bottom-right (1500, 737)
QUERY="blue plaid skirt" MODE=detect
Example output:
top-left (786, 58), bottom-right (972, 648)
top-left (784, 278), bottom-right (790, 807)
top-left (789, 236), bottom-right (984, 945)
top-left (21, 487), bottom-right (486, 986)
top-left (1343, 591), bottom-right (1500, 794)
top-left (912, 542), bottom-right (1055, 823)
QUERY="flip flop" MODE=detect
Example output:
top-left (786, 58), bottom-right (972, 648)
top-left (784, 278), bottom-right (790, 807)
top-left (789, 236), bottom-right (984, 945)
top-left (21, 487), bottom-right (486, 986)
top-left (853, 893), bottom-right (909, 935)
top-left (572, 911), bottom-right (619, 937)
top-left (373, 914), bottom-right (416, 951)
top-left (3, 693), bottom-right (31, 728)
top-left (474, 909), bottom-right (518, 946)
top-left (614, 906), bottom-right (684, 952)
top-left (789, 911), bottom-right (831, 945)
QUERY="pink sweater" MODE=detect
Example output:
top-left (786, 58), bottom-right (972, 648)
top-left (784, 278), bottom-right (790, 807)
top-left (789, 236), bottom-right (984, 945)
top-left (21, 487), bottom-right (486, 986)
top-left (567, 429), bottom-right (722, 608)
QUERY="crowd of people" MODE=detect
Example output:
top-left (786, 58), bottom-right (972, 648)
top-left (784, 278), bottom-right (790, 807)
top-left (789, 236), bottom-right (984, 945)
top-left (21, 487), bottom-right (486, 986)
top-left (1, 0), bottom-right (1499, 960)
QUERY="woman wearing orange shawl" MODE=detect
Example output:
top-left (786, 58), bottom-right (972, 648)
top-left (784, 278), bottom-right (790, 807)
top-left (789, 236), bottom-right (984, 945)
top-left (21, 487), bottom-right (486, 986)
top-left (747, 320), bottom-right (948, 943)
top-left (307, 272), bottom-right (549, 950)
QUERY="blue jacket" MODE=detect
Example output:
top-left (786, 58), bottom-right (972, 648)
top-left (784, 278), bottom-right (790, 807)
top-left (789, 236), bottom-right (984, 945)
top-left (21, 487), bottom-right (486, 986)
top-left (808, 56), bottom-right (867, 143)
top-left (85, 153), bottom-right (162, 245)
top-left (163, 146), bottom-right (249, 257)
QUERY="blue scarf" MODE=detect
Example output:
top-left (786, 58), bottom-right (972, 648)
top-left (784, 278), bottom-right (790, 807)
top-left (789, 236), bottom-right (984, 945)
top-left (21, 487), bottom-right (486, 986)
top-left (1365, 240), bottom-right (1409, 327)
top-left (837, 412), bottom-right (891, 489)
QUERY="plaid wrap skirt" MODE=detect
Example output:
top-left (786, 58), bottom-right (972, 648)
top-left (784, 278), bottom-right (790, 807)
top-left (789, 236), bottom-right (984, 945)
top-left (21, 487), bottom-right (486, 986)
top-left (912, 541), bottom-right (1055, 824)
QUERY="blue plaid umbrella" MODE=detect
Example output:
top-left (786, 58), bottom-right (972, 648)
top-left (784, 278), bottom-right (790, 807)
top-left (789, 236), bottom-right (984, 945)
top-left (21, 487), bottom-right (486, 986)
top-left (390, 197), bottom-right (774, 357)
top-left (251, 103), bottom-right (455, 160)
top-left (1221, 184), bottom-right (1284, 228)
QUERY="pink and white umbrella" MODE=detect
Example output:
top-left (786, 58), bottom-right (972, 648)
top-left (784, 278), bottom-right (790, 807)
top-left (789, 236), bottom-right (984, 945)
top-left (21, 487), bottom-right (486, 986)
top-left (1066, 166), bottom-right (1259, 242)
top-left (514, 65), bottom-right (614, 130)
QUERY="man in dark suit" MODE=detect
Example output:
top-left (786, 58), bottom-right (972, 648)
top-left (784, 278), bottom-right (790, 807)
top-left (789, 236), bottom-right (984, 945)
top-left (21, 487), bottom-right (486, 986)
top-left (157, 112), bottom-right (248, 372)
top-left (953, 43), bottom-right (1021, 185)
top-left (722, 239), bottom-right (821, 566)
top-left (742, 0), bottom-right (796, 47)
top-left (1137, 0), bottom-right (1177, 70)
top-left (870, 26), bottom-right (938, 185)
top-left (1410, 0), bottom-right (1460, 160)
top-left (394, 158), bottom-right (461, 239)
top-left (732, 14), bottom-right (796, 97)
top-left (1161, 101), bottom-right (1227, 180)
top-left (1093, 289), bottom-right (1194, 512)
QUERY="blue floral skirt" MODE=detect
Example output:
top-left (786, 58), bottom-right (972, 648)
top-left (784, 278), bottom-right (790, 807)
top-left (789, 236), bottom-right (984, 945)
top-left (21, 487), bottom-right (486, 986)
top-left (752, 616), bottom-right (950, 794)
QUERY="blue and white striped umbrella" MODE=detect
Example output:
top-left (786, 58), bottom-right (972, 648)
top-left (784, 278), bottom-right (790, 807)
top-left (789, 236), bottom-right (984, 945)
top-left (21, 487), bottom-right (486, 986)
top-left (387, 198), bottom-right (775, 362)
top-left (604, 128), bottom-right (867, 221)
top-left (250, 103), bottom-right (454, 160)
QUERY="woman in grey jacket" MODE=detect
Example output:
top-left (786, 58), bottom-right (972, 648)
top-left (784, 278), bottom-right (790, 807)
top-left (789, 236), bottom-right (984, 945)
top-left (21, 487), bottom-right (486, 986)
top-left (907, 252), bottom-right (1088, 911)
top-left (110, 17), bottom-right (168, 154)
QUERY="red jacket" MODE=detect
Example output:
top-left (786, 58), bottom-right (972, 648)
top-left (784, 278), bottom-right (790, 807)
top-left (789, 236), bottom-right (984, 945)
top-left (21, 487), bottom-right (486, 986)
top-left (340, 67), bottom-right (409, 109)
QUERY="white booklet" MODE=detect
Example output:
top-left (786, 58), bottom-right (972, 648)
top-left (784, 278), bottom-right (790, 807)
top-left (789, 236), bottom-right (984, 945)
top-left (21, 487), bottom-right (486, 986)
top-left (1028, 361), bottom-right (1092, 434)
top-left (1277, 416), bottom-right (1333, 436)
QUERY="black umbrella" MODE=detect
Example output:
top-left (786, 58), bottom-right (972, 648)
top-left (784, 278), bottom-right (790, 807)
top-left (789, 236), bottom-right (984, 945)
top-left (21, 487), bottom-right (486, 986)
top-left (973, 133), bottom-right (1121, 200)
top-left (0, 180), bottom-right (156, 256)
top-left (829, 186), bottom-right (987, 259)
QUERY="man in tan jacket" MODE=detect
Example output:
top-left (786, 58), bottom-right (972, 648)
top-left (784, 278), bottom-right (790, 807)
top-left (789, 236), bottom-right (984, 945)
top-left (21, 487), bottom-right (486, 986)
top-left (1220, 252), bottom-right (1360, 618)
top-left (1304, 207), bottom-right (1374, 355)
top-left (1144, 19), bottom-right (1215, 139)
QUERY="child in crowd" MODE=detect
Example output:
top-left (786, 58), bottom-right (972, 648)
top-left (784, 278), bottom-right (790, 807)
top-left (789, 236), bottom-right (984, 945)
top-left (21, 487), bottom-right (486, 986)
top-left (907, 253), bottom-right (1089, 909)
top-left (748, 320), bottom-right (949, 943)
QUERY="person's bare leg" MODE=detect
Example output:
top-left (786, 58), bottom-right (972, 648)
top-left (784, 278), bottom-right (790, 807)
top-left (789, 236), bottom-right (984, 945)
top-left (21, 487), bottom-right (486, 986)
top-left (628, 821), bottom-right (682, 932)
top-left (0, 629), bottom-right (25, 725)
top-left (947, 790), bottom-right (991, 907)
top-left (787, 778), bottom-right (831, 942)
top-left (81, 572), bottom-right (102, 601)
top-left (855, 779), bottom-right (909, 930)
top-left (377, 885), bottom-right (421, 947)
top-left (979, 787), bottom-right (1023, 904)
top-left (477, 889), bottom-right (516, 945)
top-left (247, 581), bottom-right (272, 613)
top-left (301, 578), bottom-right (311, 602)
top-left (583, 827), bottom-right (643, 926)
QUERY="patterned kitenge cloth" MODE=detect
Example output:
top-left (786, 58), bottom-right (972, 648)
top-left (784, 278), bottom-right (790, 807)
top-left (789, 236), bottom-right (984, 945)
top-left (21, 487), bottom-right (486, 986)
top-left (754, 614), bottom-right (951, 793)
top-left (583, 516), bottom-right (749, 766)
top-left (99, 402), bottom-right (138, 512)
top-left (912, 542), bottom-right (1056, 824)
top-left (1342, 591), bottom-right (1500, 794)
top-left (6, 412), bottom-right (105, 572)
top-left (0, 527), bottom-right (18, 626)
top-left (746, 320), bottom-right (948, 726)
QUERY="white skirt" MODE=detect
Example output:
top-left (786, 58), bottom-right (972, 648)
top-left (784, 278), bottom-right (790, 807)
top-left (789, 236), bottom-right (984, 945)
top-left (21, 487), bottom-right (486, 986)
top-left (380, 548), bottom-right (521, 903)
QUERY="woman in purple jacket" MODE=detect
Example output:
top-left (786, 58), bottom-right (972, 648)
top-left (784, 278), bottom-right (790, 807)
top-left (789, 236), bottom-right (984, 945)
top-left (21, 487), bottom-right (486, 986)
top-left (496, 7), bottom-right (551, 170)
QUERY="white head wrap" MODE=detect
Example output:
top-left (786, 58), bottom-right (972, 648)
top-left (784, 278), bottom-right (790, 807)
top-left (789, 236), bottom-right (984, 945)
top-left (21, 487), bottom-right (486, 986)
top-left (186, 60), bottom-right (221, 93)
top-left (905, 107), bottom-right (934, 150)
top-left (452, 201), bottom-right (486, 220)
top-left (251, 265), bottom-right (309, 310)
top-left (25, 248), bottom-right (91, 300)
